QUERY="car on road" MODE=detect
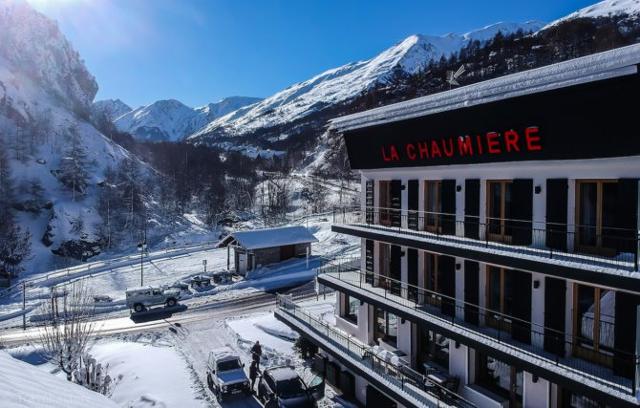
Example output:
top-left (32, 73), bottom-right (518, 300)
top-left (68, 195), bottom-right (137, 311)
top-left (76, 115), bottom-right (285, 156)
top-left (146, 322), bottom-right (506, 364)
top-left (206, 347), bottom-right (251, 402)
top-left (257, 366), bottom-right (323, 408)
top-left (125, 286), bottom-right (181, 313)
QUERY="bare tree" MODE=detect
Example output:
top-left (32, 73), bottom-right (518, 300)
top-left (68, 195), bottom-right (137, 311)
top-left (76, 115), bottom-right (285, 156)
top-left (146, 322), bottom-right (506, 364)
top-left (38, 281), bottom-right (96, 382)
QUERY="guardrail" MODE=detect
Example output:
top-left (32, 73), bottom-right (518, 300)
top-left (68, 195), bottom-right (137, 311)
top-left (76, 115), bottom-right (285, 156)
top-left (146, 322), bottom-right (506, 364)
top-left (319, 269), bottom-right (638, 395)
top-left (331, 207), bottom-right (640, 272)
top-left (275, 294), bottom-right (476, 408)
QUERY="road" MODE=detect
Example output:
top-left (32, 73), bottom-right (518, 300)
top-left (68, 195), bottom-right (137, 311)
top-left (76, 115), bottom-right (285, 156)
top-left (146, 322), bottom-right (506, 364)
top-left (0, 282), bottom-right (317, 347)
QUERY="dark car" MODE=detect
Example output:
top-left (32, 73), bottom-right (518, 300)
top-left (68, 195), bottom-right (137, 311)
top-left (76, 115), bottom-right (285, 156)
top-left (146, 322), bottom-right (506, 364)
top-left (257, 366), bottom-right (323, 408)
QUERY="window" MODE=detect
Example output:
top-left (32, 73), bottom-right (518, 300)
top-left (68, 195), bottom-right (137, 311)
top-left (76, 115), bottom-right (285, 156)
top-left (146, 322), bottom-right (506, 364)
top-left (574, 284), bottom-right (615, 366)
top-left (475, 352), bottom-right (523, 406)
top-left (340, 293), bottom-right (358, 324)
top-left (422, 252), bottom-right (441, 307)
top-left (486, 180), bottom-right (512, 243)
top-left (486, 266), bottom-right (514, 333)
top-left (417, 328), bottom-right (449, 370)
top-left (576, 180), bottom-right (618, 254)
top-left (378, 180), bottom-right (392, 226)
top-left (424, 180), bottom-right (441, 232)
top-left (374, 307), bottom-right (397, 346)
top-left (377, 243), bottom-right (401, 295)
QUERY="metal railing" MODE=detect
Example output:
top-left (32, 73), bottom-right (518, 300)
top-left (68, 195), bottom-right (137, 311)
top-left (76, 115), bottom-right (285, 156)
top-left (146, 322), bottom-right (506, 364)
top-left (318, 268), bottom-right (639, 395)
top-left (275, 294), bottom-right (476, 408)
top-left (331, 207), bottom-right (640, 272)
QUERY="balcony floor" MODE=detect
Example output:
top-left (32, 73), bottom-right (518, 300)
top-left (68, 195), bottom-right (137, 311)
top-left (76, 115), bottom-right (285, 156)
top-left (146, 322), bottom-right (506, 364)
top-left (336, 223), bottom-right (639, 280)
top-left (318, 270), bottom-right (638, 406)
top-left (275, 303), bottom-right (456, 408)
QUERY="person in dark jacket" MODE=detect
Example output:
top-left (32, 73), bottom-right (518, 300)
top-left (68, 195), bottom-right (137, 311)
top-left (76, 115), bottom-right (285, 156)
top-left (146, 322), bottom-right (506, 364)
top-left (251, 341), bottom-right (262, 367)
top-left (249, 360), bottom-right (259, 392)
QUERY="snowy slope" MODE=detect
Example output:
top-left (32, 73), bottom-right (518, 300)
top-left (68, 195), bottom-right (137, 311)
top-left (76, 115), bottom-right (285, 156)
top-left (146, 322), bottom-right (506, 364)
top-left (0, 0), bottom-right (185, 273)
top-left (91, 98), bottom-right (132, 122)
top-left (0, 351), bottom-right (119, 408)
top-left (114, 96), bottom-right (261, 142)
top-left (188, 21), bottom-right (543, 143)
top-left (544, 0), bottom-right (640, 28)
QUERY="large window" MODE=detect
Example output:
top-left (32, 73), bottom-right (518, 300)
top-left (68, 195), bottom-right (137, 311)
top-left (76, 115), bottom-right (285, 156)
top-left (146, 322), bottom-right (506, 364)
top-left (574, 284), bottom-right (615, 366)
top-left (374, 307), bottom-right (398, 347)
top-left (422, 252), bottom-right (441, 307)
top-left (424, 180), bottom-right (441, 232)
top-left (576, 180), bottom-right (618, 254)
top-left (487, 180), bottom-right (512, 243)
top-left (378, 180), bottom-right (392, 226)
top-left (486, 266), bottom-right (514, 333)
top-left (474, 352), bottom-right (523, 407)
top-left (417, 328), bottom-right (449, 370)
top-left (340, 294), bottom-right (359, 324)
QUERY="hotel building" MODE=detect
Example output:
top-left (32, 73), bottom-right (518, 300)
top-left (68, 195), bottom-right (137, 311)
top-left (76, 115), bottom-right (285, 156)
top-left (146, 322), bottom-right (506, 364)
top-left (276, 44), bottom-right (640, 408)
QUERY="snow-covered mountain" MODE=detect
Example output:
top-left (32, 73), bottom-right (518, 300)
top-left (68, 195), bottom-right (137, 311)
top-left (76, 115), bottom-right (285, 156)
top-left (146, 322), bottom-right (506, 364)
top-left (0, 0), bottom-right (176, 272)
top-left (544, 0), bottom-right (640, 28)
top-left (187, 21), bottom-right (543, 144)
top-left (91, 98), bottom-right (132, 122)
top-left (112, 96), bottom-right (261, 142)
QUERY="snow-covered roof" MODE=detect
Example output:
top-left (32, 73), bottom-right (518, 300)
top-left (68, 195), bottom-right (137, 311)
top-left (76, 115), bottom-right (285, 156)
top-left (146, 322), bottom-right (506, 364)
top-left (218, 226), bottom-right (318, 250)
top-left (0, 351), bottom-right (119, 408)
top-left (329, 43), bottom-right (640, 133)
top-left (209, 346), bottom-right (239, 363)
top-left (265, 366), bottom-right (298, 382)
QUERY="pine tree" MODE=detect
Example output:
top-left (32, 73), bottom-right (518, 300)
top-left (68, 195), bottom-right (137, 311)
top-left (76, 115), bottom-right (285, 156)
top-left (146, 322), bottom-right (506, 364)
top-left (58, 127), bottom-right (90, 201)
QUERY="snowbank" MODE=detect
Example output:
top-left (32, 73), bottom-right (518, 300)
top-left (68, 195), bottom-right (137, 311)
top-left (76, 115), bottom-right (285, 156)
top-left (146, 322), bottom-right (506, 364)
top-left (90, 340), bottom-right (205, 408)
top-left (0, 350), bottom-right (119, 408)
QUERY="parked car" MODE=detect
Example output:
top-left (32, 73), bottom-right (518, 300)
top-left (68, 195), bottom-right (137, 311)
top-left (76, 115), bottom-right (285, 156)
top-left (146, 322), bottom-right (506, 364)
top-left (190, 275), bottom-right (211, 288)
top-left (212, 271), bottom-right (232, 285)
top-left (125, 286), bottom-right (181, 313)
top-left (168, 280), bottom-right (190, 292)
top-left (206, 347), bottom-right (250, 402)
top-left (257, 366), bottom-right (323, 408)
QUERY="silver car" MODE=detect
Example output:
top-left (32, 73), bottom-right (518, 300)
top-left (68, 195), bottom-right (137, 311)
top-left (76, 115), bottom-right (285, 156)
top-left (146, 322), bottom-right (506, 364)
top-left (125, 285), bottom-right (181, 313)
top-left (206, 347), bottom-right (251, 402)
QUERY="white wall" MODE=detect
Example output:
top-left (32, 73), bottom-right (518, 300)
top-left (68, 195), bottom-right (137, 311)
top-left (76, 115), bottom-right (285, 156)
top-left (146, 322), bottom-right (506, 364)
top-left (523, 371), bottom-right (550, 408)
top-left (449, 342), bottom-right (468, 383)
top-left (531, 271), bottom-right (546, 349)
top-left (455, 257), bottom-right (465, 321)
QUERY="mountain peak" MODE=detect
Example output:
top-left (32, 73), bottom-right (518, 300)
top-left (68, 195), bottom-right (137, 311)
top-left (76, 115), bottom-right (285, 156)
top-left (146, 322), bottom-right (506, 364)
top-left (544, 0), bottom-right (640, 28)
top-left (0, 0), bottom-right (98, 112)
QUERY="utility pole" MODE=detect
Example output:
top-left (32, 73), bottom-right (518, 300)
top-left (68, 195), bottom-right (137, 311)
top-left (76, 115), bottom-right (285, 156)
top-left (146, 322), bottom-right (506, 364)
top-left (139, 209), bottom-right (147, 286)
top-left (22, 281), bottom-right (26, 331)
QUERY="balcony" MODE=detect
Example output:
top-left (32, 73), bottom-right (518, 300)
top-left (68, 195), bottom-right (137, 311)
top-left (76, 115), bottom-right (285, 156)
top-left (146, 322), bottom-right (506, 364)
top-left (274, 294), bottom-right (477, 408)
top-left (331, 208), bottom-right (640, 289)
top-left (316, 268), bottom-right (640, 407)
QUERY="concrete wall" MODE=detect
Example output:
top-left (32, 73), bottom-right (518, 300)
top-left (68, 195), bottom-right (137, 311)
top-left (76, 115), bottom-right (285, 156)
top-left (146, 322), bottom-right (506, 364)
top-left (523, 371), bottom-right (551, 408)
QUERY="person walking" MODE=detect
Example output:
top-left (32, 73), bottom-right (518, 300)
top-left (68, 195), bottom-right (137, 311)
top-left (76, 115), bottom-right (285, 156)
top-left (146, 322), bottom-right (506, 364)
top-left (251, 340), bottom-right (262, 367)
top-left (249, 360), bottom-right (259, 393)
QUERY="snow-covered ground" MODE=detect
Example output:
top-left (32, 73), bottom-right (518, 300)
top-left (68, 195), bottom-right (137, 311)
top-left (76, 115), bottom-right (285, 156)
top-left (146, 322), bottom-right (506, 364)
top-left (91, 339), bottom-right (206, 408)
top-left (0, 217), bottom-right (358, 329)
top-left (0, 350), bottom-right (119, 408)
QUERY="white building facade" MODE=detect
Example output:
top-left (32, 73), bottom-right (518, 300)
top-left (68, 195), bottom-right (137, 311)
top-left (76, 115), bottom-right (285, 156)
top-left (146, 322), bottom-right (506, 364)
top-left (276, 44), bottom-right (640, 408)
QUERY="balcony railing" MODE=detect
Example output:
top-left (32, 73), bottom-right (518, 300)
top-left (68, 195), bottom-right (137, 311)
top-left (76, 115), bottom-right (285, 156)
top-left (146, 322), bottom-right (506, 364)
top-left (331, 207), bottom-right (640, 272)
top-left (275, 294), bottom-right (477, 408)
top-left (317, 268), bottom-right (639, 397)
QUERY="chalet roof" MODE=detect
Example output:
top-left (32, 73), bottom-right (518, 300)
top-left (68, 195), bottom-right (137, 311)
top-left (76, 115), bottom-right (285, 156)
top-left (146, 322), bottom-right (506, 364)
top-left (217, 226), bottom-right (318, 250)
top-left (329, 43), bottom-right (640, 133)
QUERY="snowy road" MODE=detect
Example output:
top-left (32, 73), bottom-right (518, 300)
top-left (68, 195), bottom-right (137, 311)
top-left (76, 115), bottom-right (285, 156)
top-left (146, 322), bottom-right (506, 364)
top-left (0, 282), bottom-right (317, 347)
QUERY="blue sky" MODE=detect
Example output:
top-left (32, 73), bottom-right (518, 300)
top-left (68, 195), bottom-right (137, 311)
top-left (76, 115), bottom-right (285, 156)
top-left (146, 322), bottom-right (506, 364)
top-left (29, 0), bottom-right (597, 108)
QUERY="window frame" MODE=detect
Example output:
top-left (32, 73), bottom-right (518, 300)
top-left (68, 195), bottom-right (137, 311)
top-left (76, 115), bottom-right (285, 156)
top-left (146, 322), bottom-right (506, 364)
top-left (423, 180), bottom-right (442, 233)
top-left (485, 266), bottom-right (513, 333)
top-left (575, 179), bottom-right (618, 256)
top-left (340, 293), bottom-right (358, 324)
top-left (572, 283), bottom-right (615, 367)
top-left (486, 180), bottom-right (513, 244)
